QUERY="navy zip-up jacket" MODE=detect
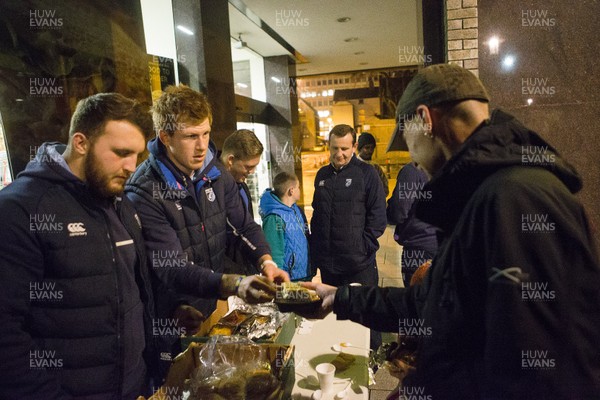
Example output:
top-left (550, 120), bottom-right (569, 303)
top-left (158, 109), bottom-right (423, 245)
top-left (310, 155), bottom-right (387, 274)
top-left (0, 143), bottom-right (157, 399)
top-left (125, 138), bottom-right (270, 313)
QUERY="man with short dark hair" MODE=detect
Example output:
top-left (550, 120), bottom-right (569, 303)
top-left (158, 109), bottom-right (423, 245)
top-left (310, 124), bottom-right (387, 350)
top-left (220, 129), bottom-right (266, 275)
top-left (303, 64), bottom-right (600, 399)
top-left (356, 132), bottom-right (389, 196)
top-left (221, 129), bottom-right (264, 218)
top-left (0, 93), bottom-right (156, 399)
top-left (311, 124), bottom-right (387, 287)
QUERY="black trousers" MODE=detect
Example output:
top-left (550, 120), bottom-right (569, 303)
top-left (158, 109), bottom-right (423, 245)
top-left (320, 263), bottom-right (382, 350)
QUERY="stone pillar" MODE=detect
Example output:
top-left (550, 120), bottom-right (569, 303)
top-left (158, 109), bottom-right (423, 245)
top-left (263, 55), bottom-right (302, 200)
top-left (446, 0), bottom-right (479, 75)
top-left (171, 0), bottom-right (236, 147)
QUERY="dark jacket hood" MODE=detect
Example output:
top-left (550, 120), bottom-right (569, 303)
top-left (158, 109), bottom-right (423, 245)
top-left (18, 142), bottom-right (85, 188)
top-left (417, 109), bottom-right (582, 232)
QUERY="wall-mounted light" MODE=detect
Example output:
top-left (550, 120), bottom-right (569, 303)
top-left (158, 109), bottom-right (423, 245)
top-left (236, 83), bottom-right (248, 88)
top-left (487, 36), bottom-right (500, 55)
top-left (234, 33), bottom-right (247, 49)
top-left (527, 98), bottom-right (533, 106)
top-left (502, 55), bottom-right (516, 70)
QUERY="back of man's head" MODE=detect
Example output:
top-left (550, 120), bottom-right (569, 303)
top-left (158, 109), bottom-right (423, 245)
top-left (221, 129), bottom-right (264, 161)
top-left (329, 124), bottom-right (356, 144)
top-left (152, 85), bottom-right (212, 135)
top-left (389, 63), bottom-right (490, 152)
top-left (273, 171), bottom-right (298, 199)
top-left (395, 63), bottom-right (490, 120)
top-left (69, 93), bottom-right (152, 142)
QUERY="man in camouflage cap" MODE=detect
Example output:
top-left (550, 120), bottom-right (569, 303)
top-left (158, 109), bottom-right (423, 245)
top-left (304, 63), bottom-right (600, 399)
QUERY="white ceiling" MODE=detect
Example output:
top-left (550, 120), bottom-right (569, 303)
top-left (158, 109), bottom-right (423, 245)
top-left (228, 0), bottom-right (422, 77)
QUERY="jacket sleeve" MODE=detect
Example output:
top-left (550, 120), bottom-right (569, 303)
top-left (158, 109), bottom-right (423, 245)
top-left (374, 163), bottom-right (390, 197)
top-left (125, 189), bottom-right (222, 298)
top-left (333, 284), bottom-right (422, 332)
top-left (261, 214), bottom-right (285, 267)
top-left (387, 165), bottom-right (415, 226)
top-left (363, 164), bottom-right (387, 253)
top-left (222, 170), bottom-right (271, 269)
top-left (463, 178), bottom-right (600, 398)
top-left (0, 195), bottom-right (72, 400)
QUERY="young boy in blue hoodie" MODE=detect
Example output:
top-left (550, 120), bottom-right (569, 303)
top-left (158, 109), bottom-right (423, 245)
top-left (259, 172), bottom-right (311, 281)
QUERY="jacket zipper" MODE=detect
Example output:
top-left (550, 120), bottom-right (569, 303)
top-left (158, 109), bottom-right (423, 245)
top-left (329, 170), bottom-right (337, 270)
top-left (196, 175), bottom-right (213, 270)
top-left (102, 209), bottom-right (124, 398)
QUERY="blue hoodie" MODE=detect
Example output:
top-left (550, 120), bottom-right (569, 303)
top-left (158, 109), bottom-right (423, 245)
top-left (259, 189), bottom-right (310, 280)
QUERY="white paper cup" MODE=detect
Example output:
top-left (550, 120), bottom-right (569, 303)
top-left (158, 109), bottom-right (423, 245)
top-left (315, 362), bottom-right (336, 393)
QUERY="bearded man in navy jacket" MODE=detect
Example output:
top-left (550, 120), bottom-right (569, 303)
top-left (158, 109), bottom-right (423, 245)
top-left (0, 93), bottom-right (158, 399)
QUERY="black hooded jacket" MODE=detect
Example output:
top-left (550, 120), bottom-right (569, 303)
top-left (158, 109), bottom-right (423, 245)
top-left (333, 110), bottom-right (600, 399)
top-left (0, 143), bottom-right (157, 399)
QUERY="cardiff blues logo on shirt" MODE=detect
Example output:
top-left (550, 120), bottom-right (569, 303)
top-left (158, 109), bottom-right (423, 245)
top-left (345, 178), bottom-right (352, 187)
top-left (318, 180), bottom-right (325, 187)
top-left (205, 187), bottom-right (216, 202)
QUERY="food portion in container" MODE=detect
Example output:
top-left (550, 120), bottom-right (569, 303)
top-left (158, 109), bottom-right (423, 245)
top-left (201, 299), bottom-right (288, 341)
top-left (274, 283), bottom-right (322, 313)
top-left (275, 282), bottom-right (320, 304)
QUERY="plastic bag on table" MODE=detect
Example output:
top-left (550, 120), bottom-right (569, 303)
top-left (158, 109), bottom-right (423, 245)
top-left (186, 335), bottom-right (280, 400)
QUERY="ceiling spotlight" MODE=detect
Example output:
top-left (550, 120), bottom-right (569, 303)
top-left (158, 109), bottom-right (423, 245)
top-left (344, 37), bottom-right (359, 42)
top-left (337, 17), bottom-right (351, 23)
top-left (234, 33), bottom-right (247, 49)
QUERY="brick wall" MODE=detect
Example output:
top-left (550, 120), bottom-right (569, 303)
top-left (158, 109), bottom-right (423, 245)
top-left (446, 0), bottom-right (479, 76)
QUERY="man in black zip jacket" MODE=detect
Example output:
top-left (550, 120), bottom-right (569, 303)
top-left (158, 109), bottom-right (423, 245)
top-left (310, 124), bottom-right (387, 350)
top-left (0, 93), bottom-right (158, 399)
top-left (303, 64), bottom-right (600, 399)
top-left (125, 85), bottom-right (289, 369)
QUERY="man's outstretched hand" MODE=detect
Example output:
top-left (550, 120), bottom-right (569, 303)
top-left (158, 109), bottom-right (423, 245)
top-left (296, 281), bottom-right (337, 319)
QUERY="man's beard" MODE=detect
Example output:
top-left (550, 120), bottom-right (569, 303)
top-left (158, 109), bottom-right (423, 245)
top-left (84, 149), bottom-right (126, 198)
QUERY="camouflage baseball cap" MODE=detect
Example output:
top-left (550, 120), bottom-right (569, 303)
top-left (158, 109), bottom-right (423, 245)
top-left (387, 63), bottom-right (490, 152)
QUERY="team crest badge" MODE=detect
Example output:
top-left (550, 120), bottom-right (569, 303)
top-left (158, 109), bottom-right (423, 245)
top-left (318, 180), bottom-right (325, 187)
top-left (205, 187), bottom-right (216, 202)
top-left (345, 178), bottom-right (352, 187)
